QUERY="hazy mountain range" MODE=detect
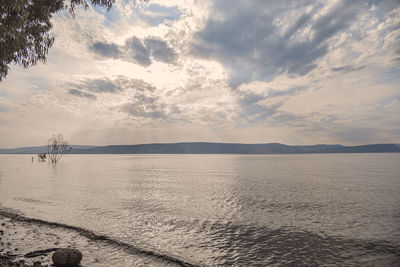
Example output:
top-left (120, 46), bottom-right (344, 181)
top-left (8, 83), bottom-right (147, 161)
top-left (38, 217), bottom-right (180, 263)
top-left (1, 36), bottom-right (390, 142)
top-left (0, 145), bottom-right (97, 154)
top-left (1, 143), bottom-right (399, 154)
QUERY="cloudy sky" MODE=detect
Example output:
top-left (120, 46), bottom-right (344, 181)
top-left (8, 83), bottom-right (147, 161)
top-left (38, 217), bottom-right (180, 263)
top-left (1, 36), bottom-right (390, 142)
top-left (0, 0), bottom-right (399, 147)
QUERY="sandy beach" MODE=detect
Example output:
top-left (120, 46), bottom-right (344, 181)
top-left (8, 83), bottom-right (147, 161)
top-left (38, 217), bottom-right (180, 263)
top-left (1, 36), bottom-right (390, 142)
top-left (1, 214), bottom-right (55, 266)
top-left (0, 211), bottom-right (165, 267)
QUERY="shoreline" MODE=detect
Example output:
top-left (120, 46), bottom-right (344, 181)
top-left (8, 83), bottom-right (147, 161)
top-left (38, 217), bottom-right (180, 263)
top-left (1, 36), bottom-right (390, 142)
top-left (0, 211), bottom-right (190, 267)
top-left (0, 213), bottom-right (125, 267)
top-left (0, 215), bottom-right (53, 266)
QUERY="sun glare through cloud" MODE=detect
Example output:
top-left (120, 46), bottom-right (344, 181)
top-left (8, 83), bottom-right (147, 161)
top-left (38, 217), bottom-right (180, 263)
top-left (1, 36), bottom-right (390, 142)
top-left (0, 0), bottom-right (399, 147)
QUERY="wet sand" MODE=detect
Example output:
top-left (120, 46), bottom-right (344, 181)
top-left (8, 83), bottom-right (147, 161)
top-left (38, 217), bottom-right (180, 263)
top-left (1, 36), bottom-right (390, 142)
top-left (0, 213), bottom-right (164, 267)
top-left (1, 215), bottom-right (53, 266)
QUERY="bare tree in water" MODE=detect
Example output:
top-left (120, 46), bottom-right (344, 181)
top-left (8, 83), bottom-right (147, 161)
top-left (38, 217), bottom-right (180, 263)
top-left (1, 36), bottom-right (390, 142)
top-left (47, 134), bottom-right (70, 164)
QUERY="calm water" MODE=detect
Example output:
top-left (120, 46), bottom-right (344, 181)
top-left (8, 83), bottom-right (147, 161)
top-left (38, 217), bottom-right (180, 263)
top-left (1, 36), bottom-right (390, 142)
top-left (0, 154), bottom-right (400, 266)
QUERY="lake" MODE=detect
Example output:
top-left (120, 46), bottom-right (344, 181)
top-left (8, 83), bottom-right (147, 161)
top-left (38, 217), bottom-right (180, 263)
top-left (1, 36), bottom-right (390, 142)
top-left (1, 154), bottom-right (399, 266)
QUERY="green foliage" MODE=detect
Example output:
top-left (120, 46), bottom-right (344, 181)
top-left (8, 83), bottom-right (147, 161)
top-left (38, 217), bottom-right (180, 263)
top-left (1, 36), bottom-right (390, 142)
top-left (0, 0), bottom-right (115, 81)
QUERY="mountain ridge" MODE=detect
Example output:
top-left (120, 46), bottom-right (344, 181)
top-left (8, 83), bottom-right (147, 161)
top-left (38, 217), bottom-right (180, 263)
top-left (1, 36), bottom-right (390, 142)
top-left (1, 142), bottom-right (399, 154)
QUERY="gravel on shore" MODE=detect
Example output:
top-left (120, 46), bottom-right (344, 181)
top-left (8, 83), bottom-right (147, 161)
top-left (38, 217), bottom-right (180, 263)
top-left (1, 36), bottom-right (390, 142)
top-left (0, 212), bottom-right (175, 267)
top-left (0, 216), bottom-right (54, 266)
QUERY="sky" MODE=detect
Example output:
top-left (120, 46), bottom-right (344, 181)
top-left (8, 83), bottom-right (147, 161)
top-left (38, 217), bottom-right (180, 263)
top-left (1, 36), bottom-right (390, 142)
top-left (0, 0), bottom-right (399, 148)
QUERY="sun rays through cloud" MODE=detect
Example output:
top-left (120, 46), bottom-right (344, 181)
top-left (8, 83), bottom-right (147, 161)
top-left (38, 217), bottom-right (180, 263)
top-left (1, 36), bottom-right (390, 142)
top-left (0, 0), bottom-right (399, 147)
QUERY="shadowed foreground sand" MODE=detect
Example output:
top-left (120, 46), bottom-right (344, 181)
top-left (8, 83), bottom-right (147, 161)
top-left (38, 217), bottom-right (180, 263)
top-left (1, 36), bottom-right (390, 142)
top-left (0, 214), bottom-right (88, 266)
top-left (0, 213), bottom-right (166, 267)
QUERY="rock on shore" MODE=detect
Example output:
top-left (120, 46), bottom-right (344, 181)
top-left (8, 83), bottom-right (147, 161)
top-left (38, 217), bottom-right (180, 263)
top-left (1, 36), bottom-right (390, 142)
top-left (0, 212), bottom-right (160, 266)
top-left (52, 248), bottom-right (82, 267)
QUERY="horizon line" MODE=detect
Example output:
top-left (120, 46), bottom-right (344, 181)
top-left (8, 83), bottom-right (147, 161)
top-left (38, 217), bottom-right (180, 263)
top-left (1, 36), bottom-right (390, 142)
top-left (1, 141), bottom-right (400, 150)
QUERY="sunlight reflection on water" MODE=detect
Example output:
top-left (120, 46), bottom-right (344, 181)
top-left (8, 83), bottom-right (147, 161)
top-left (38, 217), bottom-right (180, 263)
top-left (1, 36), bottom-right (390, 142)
top-left (0, 154), bottom-right (399, 265)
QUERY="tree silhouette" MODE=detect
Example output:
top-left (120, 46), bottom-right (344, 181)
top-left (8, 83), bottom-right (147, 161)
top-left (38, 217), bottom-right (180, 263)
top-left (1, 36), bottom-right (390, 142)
top-left (0, 0), bottom-right (115, 81)
top-left (47, 133), bottom-right (70, 164)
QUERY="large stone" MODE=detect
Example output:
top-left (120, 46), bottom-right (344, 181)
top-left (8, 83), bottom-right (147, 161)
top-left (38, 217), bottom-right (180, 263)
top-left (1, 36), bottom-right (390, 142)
top-left (52, 248), bottom-right (82, 267)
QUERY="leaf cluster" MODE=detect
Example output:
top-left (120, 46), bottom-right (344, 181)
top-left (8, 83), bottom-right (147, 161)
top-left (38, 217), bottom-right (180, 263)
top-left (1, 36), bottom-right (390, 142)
top-left (0, 0), bottom-right (115, 81)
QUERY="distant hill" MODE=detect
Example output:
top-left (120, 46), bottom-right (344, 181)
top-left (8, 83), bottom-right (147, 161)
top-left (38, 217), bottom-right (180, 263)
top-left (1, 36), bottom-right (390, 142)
top-left (1, 143), bottom-right (399, 154)
top-left (71, 143), bottom-right (400, 154)
top-left (0, 145), bottom-right (97, 154)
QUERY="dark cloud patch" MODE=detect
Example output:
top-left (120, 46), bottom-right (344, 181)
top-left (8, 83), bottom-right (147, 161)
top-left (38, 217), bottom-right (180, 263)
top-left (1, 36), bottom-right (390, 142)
top-left (67, 76), bottom-right (168, 119)
top-left (237, 92), bottom-right (282, 123)
top-left (367, 0), bottom-right (400, 14)
top-left (282, 11), bottom-right (315, 41)
top-left (112, 76), bottom-right (182, 120)
top-left (121, 103), bottom-right (166, 119)
top-left (237, 85), bottom-right (310, 123)
top-left (66, 76), bottom-right (176, 120)
top-left (125, 37), bottom-right (152, 66)
top-left (120, 92), bottom-right (167, 119)
top-left (90, 36), bottom-right (176, 66)
top-left (243, 101), bottom-right (283, 123)
top-left (144, 37), bottom-right (177, 63)
top-left (67, 76), bottom-right (157, 101)
top-left (85, 79), bottom-right (119, 93)
top-left (68, 89), bottom-right (96, 99)
top-left (331, 65), bottom-right (365, 72)
top-left (169, 104), bottom-right (181, 116)
top-left (191, 0), bottom-right (364, 86)
top-left (67, 78), bottom-right (119, 94)
top-left (311, 1), bottom-right (358, 42)
top-left (239, 92), bottom-right (266, 106)
top-left (91, 42), bottom-right (121, 58)
top-left (113, 76), bottom-right (157, 92)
